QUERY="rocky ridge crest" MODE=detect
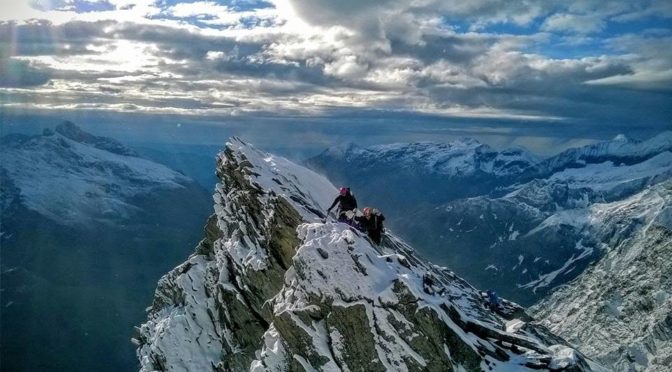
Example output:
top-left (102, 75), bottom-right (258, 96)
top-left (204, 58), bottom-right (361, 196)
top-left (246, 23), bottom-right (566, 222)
top-left (135, 138), bottom-right (602, 371)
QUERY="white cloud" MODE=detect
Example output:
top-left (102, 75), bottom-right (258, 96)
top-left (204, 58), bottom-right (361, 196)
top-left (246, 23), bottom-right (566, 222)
top-left (0, 1), bottom-right (59, 22)
top-left (422, 62), bottom-right (484, 89)
top-left (323, 55), bottom-right (368, 79)
top-left (166, 1), bottom-right (279, 27)
top-left (589, 33), bottom-right (672, 90)
top-left (541, 13), bottom-right (606, 34)
top-left (205, 50), bottom-right (225, 60)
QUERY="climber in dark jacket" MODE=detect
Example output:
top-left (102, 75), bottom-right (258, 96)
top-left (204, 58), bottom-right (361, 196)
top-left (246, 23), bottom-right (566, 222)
top-left (327, 187), bottom-right (358, 223)
top-left (485, 290), bottom-right (501, 311)
top-left (355, 207), bottom-right (385, 244)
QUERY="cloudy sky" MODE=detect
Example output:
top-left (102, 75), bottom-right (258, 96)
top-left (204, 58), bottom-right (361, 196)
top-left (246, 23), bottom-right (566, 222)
top-left (0, 0), bottom-right (670, 153)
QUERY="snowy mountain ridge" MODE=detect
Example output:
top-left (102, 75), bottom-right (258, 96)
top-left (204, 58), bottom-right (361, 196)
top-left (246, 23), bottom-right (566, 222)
top-left (318, 139), bottom-right (541, 177)
top-left (538, 131), bottom-right (672, 175)
top-left (531, 180), bottom-right (672, 371)
top-left (135, 138), bottom-right (602, 371)
top-left (0, 122), bottom-right (191, 227)
top-left (428, 135), bottom-right (672, 303)
top-left (1, 122), bottom-right (213, 371)
top-left (53, 120), bottom-right (140, 157)
top-left (314, 131), bottom-right (672, 183)
top-left (517, 178), bottom-right (671, 293)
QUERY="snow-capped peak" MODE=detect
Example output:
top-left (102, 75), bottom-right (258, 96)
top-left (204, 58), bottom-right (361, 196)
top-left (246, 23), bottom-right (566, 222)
top-left (1, 124), bottom-right (191, 226)
top-left (223, 137), bottom-right (336, 221)
top-left (541, 131), bottom-right (672, 174)
top-left (53, 121), bottom-right (139, 157)
top-left (136, 138), bottom-right (598, 371)
top-left (531, 179), bottom-right (672, 371)
top-left (612, 133), bottom-right (628, 142)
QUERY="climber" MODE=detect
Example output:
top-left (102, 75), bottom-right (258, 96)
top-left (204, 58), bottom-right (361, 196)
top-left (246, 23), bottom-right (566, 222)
top-left (326, 187), bottom-right (358, 224)
top-left (485, 290), bottom-right (501, 311)
top-left (355, 207), bottom-right (386, 244)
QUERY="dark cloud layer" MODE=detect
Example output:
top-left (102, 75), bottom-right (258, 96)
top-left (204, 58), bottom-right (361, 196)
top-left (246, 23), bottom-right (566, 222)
top-left (0, 59), bottom-right (51, 87)
top-left (0, 20), bottom-right (109, 57)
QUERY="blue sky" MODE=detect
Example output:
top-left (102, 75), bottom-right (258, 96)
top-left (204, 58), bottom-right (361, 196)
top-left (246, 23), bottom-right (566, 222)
top-left (0, 0), bottom-right (670, 154)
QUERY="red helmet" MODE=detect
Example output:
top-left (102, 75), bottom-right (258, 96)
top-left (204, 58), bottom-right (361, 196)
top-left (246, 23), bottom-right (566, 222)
top-left (339, 187), bottom-right (348, 195)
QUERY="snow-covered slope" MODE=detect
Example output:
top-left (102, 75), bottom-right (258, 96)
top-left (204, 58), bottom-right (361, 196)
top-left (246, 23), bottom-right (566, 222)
top-left (135, 138), bottom-right (601, 371)
top-left (531, 180), bottom-right (672, 371)
top-left (319, 140), bottom-right (541, 177)
top-left (52, 120), bottom-right (140, 157)
top-left (1, 122), bottom-right (212, 372)
top-left (1, 122), bottom-right (192, 227)
top-left (429, 135), bottom-right (672, 304)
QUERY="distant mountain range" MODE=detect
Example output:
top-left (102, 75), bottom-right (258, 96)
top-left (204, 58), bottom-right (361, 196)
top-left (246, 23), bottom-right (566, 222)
top-left (307, 139), bottom-right (542, 209)
top-left (307, 132), bottom-right (672, 304)
top-left (0, 121), bottom-right (213, 371)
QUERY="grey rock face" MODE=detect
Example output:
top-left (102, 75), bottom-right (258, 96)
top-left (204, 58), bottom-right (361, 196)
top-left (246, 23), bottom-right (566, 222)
top-left (531, 181), bottom-right (672, 372)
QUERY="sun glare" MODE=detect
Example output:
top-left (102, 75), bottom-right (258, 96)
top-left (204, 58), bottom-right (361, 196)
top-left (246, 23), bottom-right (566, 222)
top-left (0, 1), bottom-right (40, 22)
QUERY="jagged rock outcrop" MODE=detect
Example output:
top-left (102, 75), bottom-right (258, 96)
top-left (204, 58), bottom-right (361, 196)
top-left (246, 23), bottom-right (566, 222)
top-left (54, 120), bottom-right (140, 157)
top-left (136, 138), bottom-right (603, 371)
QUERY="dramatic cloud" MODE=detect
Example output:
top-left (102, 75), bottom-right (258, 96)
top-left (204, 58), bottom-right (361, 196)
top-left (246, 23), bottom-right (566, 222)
top-left (0, 0), bottom-right (670, 133)
top-left (589, 32), bottom-right (672, 91)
